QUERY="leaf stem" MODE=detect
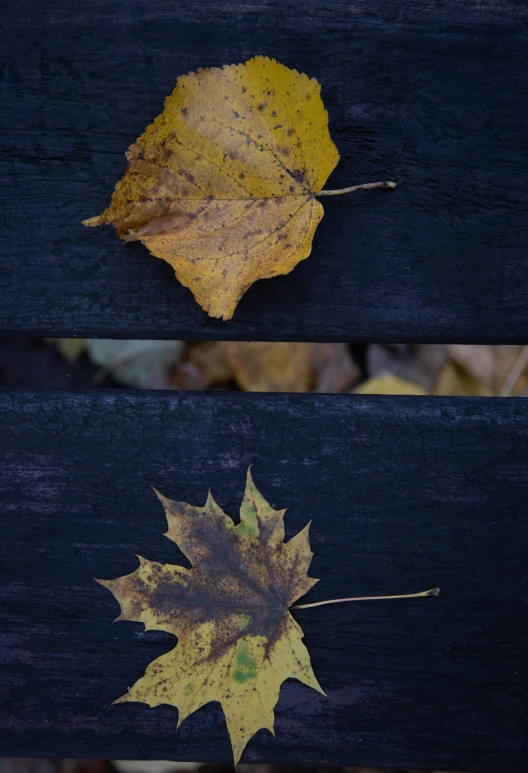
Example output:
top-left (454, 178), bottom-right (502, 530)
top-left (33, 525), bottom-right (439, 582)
top-left (316, 180), bottom-right (396, 196)
top-left (292, 587), bottom-right (439, 610)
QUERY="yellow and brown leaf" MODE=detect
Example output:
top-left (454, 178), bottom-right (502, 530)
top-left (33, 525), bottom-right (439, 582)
top-left (97, 469), bottom-right (323, 765)
top-left (83, 56), bottom-right (339, 319)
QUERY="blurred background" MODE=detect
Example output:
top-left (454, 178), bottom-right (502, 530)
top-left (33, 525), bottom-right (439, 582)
top-left (0, 759), bottom-right (469, 773)
top-left (1, 338), bottom-right (527, 396)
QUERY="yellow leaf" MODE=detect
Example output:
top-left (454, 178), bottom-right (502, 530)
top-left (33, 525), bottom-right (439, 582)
top-left (355, 374), bottom-right (426, 395)
top-left (83, 57), bottom-right (343, 319)
top-left (223, 341), bottom-right (360, 392)
top-left (97, 469), bottom-right (323, 766)
top-left (47, 338), bottom-right (86, 362)
top-left (433, 362), bottom-right (493, 396)
top-left (224, 341), bottom-right (312, 391)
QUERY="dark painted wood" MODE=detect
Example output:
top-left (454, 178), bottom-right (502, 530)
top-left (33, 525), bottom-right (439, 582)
top-left (1, 0), bottom-right (528, 341)
top-left (1, 389), bottom-right (527, 769)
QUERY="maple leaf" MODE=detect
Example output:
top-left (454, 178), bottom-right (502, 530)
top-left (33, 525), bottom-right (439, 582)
top-left (97, 469), bottom-right (324, 766)
top-left (83, 56), bottom-right (394, 320)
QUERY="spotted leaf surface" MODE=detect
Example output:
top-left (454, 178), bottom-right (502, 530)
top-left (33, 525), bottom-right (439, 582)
top-left (83, 56), bottom-right (339, 319)
top-left (97, 469), bottom-right (323, 765)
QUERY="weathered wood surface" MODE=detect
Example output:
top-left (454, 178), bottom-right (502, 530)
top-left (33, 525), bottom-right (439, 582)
top-left (1, 389), bottom-right (527, 769)
top-left (1, 0), bottom-right (528, 341)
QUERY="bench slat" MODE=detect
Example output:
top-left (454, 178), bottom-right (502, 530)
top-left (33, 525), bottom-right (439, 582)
top-left (1, 389), bottom-right (527, 770)
top-left (1, 0), bottom-right (528, 341)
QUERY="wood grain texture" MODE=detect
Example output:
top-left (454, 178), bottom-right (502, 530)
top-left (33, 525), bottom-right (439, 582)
top-left (1, 0), bottom-right (528, 341)
top-left (1, 389), bottom-right (527, 769)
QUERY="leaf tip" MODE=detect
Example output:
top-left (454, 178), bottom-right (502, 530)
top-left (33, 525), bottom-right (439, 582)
top-left (153, 487), bottom-right (172, 510)
top-left (94, 576), bottom-right (110, 589)
top-left (82, 215), bottom-right (105, 227)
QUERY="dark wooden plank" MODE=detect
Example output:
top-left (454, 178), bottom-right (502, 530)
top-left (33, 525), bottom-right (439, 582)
top-left (1, 389), bottom-right (527, 769)
top-left (1, 1), bottom-right (528, 342)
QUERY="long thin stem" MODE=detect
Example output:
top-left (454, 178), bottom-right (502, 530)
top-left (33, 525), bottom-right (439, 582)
top-left (292, 586), bottom-right (439, 610)
top-left (316, 180), bottom-right (396, 196)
